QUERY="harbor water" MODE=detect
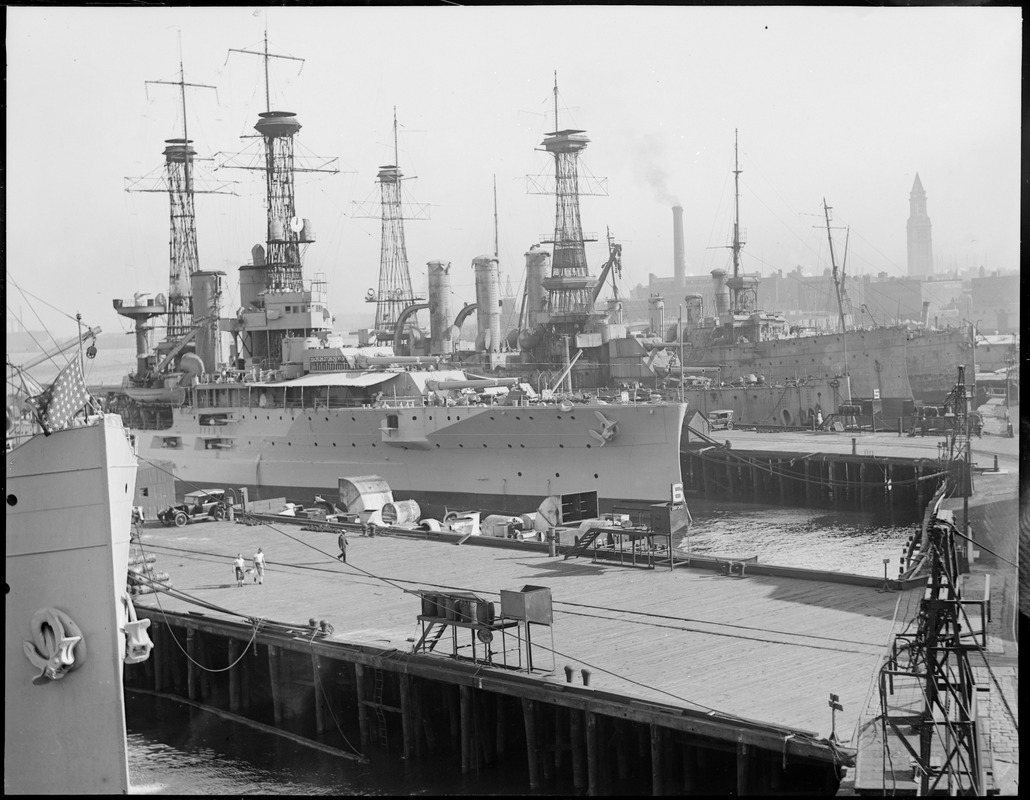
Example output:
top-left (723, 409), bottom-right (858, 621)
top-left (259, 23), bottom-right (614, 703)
top-left (127, 504), bottom-right (915, 793)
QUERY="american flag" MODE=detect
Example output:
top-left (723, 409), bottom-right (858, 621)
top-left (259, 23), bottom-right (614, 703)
top-left (26, 361), bottom-right (92, 436)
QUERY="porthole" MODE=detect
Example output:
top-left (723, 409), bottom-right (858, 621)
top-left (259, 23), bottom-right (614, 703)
top-left (586, 444), bottom-right (591, 448)
top-left (507, 444), bottom-right (512, 448)
top-left (482, 443), bottom-right (487, 448)
top-left (459, 443), bottom-right (464, 448)
top-left (555, 472), bottom-right (560, 478)
top-left (559, 444), bottom-right (564, 448)
top-left (517, 472), bottom-right (522, 477)
top-left (594, 473), bottom-right (598, 479)
top-left (520, 444), bottom-right (525, 448)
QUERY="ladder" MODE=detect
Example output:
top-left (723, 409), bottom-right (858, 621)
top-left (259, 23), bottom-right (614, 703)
top-left (413, 621), bottom-right (448, 653)
top-left (563, 527), bottom-right (603, 560)
top-left (373, 668), bottom-right (388, 750)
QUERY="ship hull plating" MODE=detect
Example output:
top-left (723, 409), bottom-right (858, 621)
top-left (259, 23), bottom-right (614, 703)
top-left (138, 401), bottom-right (687, 515)
top-left (5, 416), bottom-right (138, 794)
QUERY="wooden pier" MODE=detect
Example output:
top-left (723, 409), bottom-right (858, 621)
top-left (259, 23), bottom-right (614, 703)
top-left (126, 519), bottom-right (925, 795)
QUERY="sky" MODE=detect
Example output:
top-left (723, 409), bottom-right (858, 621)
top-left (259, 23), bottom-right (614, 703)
top-left (6, 5), bottom-right (1022, 340)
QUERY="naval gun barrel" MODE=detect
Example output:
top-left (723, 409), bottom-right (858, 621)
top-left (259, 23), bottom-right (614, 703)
top-left (363, 356), bottom-right (440, 367)
top-left (427, 378), bottom-right (519, 391)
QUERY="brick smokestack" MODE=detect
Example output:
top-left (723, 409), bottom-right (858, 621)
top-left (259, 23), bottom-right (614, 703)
top-left (672, 205), bottom-right (685, 289)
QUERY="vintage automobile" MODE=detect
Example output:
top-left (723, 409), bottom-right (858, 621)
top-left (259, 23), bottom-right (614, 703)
top-left (158, 489), bottom-right (230, 527)
top-left (708, 409), bottom-right (735, 431)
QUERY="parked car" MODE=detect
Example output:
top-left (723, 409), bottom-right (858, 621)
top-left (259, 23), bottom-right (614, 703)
top-left (158, 489), bottom-right (230, 527)
top-left (708, 409), bottom-right (735, 431)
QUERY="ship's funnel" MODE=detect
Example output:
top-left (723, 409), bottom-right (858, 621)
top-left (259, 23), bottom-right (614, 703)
top-left (920, 300), bottom-right (930, 328)
top-left (648, 295), bottom-right (665, 336)
top-left (473, 255), bottom-right (501, 353)
top-left (673, 205), bottom-right (685, 288)
top-left (711, 268), bottom-right (730, 316)
top-left (427, 260), bottom-right (453, 355)
top-left (190, 270), bottom-right (226, 374)
top-left (524, 245), bottom-right (550, 328)
top-left (684, 293), bottom-right (703, 325)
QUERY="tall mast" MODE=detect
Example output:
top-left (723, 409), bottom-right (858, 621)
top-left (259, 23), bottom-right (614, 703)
top-left (732, 128), bottom-right (742, 282)
top-left (127, 48), bottom-right (224, 343)
top-left (493, 174), bottom-right (499, 258)
top-left (823, 198), bottom-right (849, 374)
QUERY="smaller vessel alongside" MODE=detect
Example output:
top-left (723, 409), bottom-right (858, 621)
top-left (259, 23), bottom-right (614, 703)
top-left (5, 355), bottom-right (147, 794)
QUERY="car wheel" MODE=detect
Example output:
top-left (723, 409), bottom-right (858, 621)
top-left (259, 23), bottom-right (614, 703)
top-left (174, 511), bottom-right (189, 527)
top-left (725, 421), bottom-right (734, 430)
top-left (212, 504), bottom-right (226, 521)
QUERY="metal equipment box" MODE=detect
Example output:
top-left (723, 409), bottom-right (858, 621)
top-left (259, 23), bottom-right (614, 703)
top-left (500, 585), bottom-right (553, 625)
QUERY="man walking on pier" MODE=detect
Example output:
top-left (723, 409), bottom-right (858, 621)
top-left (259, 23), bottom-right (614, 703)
top-left (233, 553), bottom-right (246, 587)
top-left (337, 532), bottom-right (348, 563)
top-left (252, 548), bottom-right (266, 584)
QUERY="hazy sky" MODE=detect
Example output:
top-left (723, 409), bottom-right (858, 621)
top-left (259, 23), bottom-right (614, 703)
top-left (6, 6), bottom-right (1021, 338)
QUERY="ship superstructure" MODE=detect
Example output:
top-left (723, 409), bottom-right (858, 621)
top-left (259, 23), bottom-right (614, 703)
top-left (118, 51), bottom-right (687, 515)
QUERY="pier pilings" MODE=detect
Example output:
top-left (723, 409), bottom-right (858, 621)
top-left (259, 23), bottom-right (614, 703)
top-left (127, 614), bottom-right (844, 795)
top-left (681, 448), bottom-right (960, 524)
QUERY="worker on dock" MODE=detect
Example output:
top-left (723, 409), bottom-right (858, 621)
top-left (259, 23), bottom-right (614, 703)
top-left (337, 532), bottom-right (348, 563)
top-left (252, 548), bottom-right (265, 584)
top-left (233, 554), bottom-right (246, 587)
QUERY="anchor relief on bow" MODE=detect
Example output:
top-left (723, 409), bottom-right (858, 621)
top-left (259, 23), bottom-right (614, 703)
top-left (589, 411), bottom-right (619, 447)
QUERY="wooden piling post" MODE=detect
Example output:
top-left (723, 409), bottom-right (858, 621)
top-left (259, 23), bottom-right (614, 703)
top-left (571, 709), bottom-right (586, 791)
top-left (751, 462), bottom-right (761, 503)
top-left (355, 664), bottom-right (369, 747)
top-left (726, 453), bottom-right (736, 501)
top-left (459, 684), bottom-right (473, 774)
top-left (495, 692), bottom-right (506, 756)
top-left (539, 704), bottom-right (553, 784)
top-left (736, 740), bottom-right (751, 796)
top-left (152, 624), bottom-right (164, 692)
top-left (228, 639), bottom-right (241, 713)
top-left (585, 711), bottom-right (600, 796)
top-left (859, 461), bottom-right (869, 509)
top-left (521, 698), bottom-right (540, 790)
top-left (650, 723), bottom-right (665, 796)
top-left (915, 462), bottom-right (925, 514)
top-left (699, 452), bottom-right (710, 499)
top-left (186, 628), bottom-right (198, 701)
top-left (777, 459), bottom-right (787, 506)
top-left (399, 673), bottom-right (412, 760)
top-left (804, 459), bottom-right (814, 507)
top-left (682, 742), bottom-right (697, 792)
top-left (311, 652), bottom-right (326, 735)
top-left (268, 645), bottom-right (283, 726)
top-left (614, 720), bottom-right (630, 781)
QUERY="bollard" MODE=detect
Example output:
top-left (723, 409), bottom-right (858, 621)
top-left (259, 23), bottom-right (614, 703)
top-left (564, 665), bottom-right (574, 683)
top-left (548, 531), bottom-right (557, 557)
top-left (581, 669), bottom-right (591, 687)
top-left (994, 454), bottom-right (999, 472)
top-left (852, 437), bottom-right (857, 455)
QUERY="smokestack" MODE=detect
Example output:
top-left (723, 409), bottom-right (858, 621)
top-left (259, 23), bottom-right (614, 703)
top-left (920, 300), bottom-right (930, 328)
top-left (524, 245), bottom-right (550, 329)
top-left (711, 268), bottom-right (730, 316)
top-left (427, 260), bottom-right (453, 355)
top-left (190, 270), bottom-right (226, 373)
top-left (648, 295), bottom-right (665, 336)
top-left (473, 255), bottom-right (501, 353)
top-left (672, 205), bottom-right (685, 289)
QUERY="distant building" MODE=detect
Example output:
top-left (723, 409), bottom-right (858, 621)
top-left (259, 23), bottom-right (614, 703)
top-left (971, 271), bottom-right (1020, 334)
top-left (906, 173), bottom-right (934, 277)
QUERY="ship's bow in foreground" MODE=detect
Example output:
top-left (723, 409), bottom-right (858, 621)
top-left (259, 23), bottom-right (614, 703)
top-left (5, 415), bottom-right (139, 794)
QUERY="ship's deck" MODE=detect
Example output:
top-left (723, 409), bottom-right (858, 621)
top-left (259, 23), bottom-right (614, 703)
top-left (134, 519), bottom-right (922, 745)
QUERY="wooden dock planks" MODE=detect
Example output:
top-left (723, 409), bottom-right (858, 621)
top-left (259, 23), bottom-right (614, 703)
top-left (133, 519), bottom-right (922, 746)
